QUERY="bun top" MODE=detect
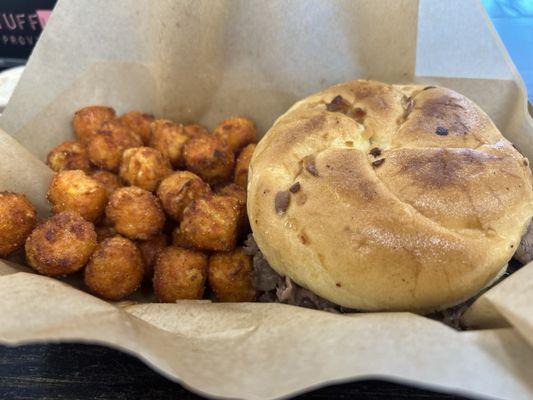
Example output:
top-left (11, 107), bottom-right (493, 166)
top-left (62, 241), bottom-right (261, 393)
top-left (248, 80), bottom-right (533, 313)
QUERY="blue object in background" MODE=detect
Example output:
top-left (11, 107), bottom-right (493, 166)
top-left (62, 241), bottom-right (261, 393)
top-left (483, 0), bottom-right (533, 101)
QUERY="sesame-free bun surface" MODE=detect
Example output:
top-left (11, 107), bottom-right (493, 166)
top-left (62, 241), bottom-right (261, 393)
top-left (248, 80), bottom-right (533, 313)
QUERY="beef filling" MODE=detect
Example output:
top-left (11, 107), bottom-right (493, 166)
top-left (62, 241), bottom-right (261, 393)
top-left (244, 234), bottom-right (525, 330)
top-left (244, 235), bottom-right (341, 313)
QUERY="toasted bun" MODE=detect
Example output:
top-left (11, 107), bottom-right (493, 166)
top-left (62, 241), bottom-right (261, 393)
top-left (248, 80), bottom-right (533, 313)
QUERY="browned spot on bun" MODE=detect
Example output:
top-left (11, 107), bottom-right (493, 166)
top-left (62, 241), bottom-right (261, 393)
top-left (295, 193), bottom-right (307, 205)
top-left (400, 148), bottom-right (494, 188)
top-left (353, 85), bottom-right (374, 99)
top-left (317, 149), bottom-right (379, 202)
top-left (420, 95), bottom-right (469, 134)
top-left (349, 107), bottom-right (366, 123)
top-left (299, 232), bottom-right (309, 244)
top-left (304, 114), bottom-right (326, 132)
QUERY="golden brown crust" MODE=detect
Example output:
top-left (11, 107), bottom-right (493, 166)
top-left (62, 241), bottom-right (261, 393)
top-left (215, 183), bottom-right (248, 229)
top-left (46, 140), bottom-right (91, 173)
top-left (118, 111), bottom-right (154, 144)
top-left (25, 211), bottom-right (97, 276)
top-left (72, 106), bottom-right (116, 143)
top-left (153, 246), bottom-right (208, 302)
top-left (90, 170), bottom-right (123, 198)
top-left (84, 236), bottom-right (143, 300)
top-left (248, 79), bottom-right (533, 312)
top-left (47, 170), bottom-right (108, 223)
top-left (119, 147), bottom-right (172, 192)
top-left (87, 120), bottom-right (143, 171)
top-left (149, 119), bottom-right (189, 168)
top-left (212, 116), bottom-right (257, 153)
top-left (0, 192), bottom-right (37, 257)
top-left (208, 248), bottom-right (256, 302)
top-left (176, 195), bottom-right (241, 251)
top-left (183, 135), bottom-right (234, 185)
top-left (105, 186), bottom-right (165, 240)
top-left (95, 224), bottom-right (118, 242)
top-left (184, 123), bottom-right (210, 138)
top-left (215, 183), bottom-right (246, 207)
top-left (156, 171), bottom-right (212, 220)
top-left (234, 143), bottom-right (256, 187)
top-left (171, 227), bottom-right (192, 249)
top-left (376, 145), bottom-right (531, 231)
top-left (136, 233), bottom-right (168, 279)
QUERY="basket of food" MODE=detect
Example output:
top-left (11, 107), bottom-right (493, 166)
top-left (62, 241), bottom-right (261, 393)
top-left (0, 1), bottom-right (532, 399)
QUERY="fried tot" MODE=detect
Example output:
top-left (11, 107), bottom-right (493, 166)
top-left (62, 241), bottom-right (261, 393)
top-left (47, 170), bottom-right (108, 223)
top-left (234, 143), bottom-right (256, 187)
top-left (212, 116), bottom-right (256, 154)
top-left (72, 105), bottom-right (116, 142)
top-left (184, 123), bottom-right (209, 138)
top-left (153, 246), bottom-right (208, 302)
top-left (0, 192), bottom-right (37, 257)
top-left (215, 183), bottom-right (246, 207)
top-left (84, 236), bottom-right (143, 300)
top-left (119, 111), bottom-right (154, 144)
top-left (46, 140), bottom-right (91, 173)
top-left (208, 248), bottom-right (256, 302)
top-left (106, 187), bottom-right (165, 240)
top-left (95, 225), bottom-right (118, 242)
top-left (149, 119), bottom-right (189, 168)
top-left (136, 233), bottom-right (167, 279)
top-left (119, 147), bottom-right (172, 192)
top-left (183, 135), bottom-right (234, 185)
top-left (171, 227), bottom-right (192, 249)
top-left (214, 183), bottom-right (247, 230)
top-left (176, 195), bottom-right (242, 251)
top-left (25, 211), bottom-right (97, 276)
top-left (156, 171), bottom-right (212, 220)
top-left (91, 170), bottom-right (123, 197)
top-left (87, 119), bottom-right (143, 171)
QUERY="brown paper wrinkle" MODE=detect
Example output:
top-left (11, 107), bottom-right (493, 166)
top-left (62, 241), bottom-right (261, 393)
top-left (0, 259), bottom-right (29, 277)
top-left (465, 262), bottom-right (533, 347)
top-left (0, 129), bottom-right (51, 214)
top-left (10, 62), bottom-right (157, 161)
top-left (0, 0), bottom-right (532, 399)
top-left (1, 272), bottom-right (533, 399)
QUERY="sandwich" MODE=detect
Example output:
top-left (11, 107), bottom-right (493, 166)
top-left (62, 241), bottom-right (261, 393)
top-left (246, 79), bottom-right (533, 314)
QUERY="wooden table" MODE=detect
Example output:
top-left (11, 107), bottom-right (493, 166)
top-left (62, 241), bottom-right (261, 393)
top-left (0, 343), bottom-right (468, 399)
